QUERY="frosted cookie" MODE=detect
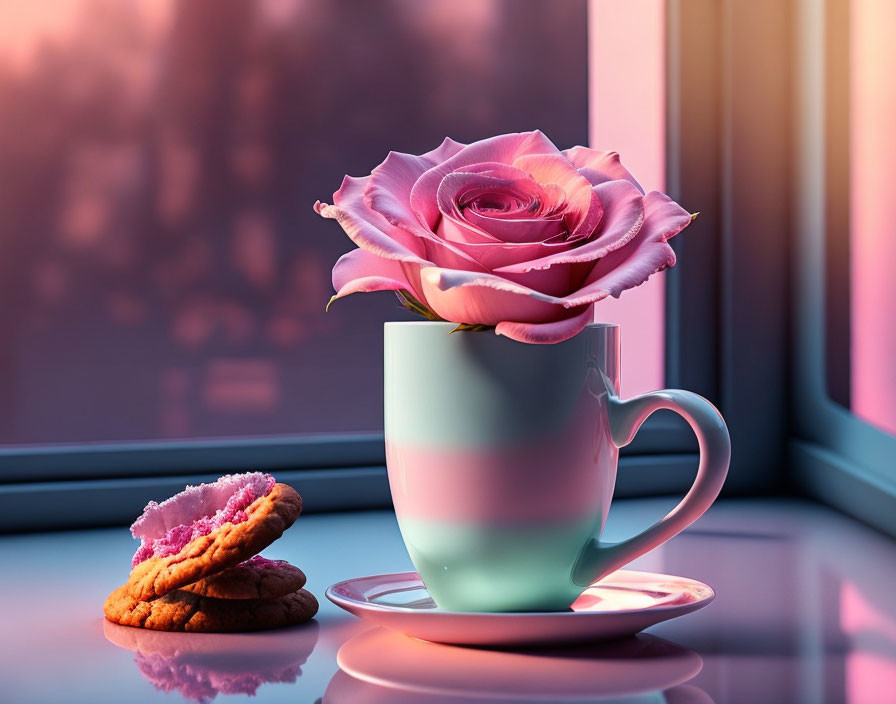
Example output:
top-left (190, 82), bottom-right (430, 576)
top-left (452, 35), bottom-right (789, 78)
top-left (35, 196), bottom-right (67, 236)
top-left (104, 584), bottom-right (319, 633)
top-left (181, 556), bottom-right (306, 600)
top-left (126, 474), bottom-right (302, 601)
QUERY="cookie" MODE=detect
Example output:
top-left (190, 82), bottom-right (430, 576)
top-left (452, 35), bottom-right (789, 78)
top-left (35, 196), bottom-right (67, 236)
top-left (180, 556), bottom-right (306, 600)
top-left (127, 482), bottom-right (302, 602)
top-left (104, 584), bottom-right (319, 633)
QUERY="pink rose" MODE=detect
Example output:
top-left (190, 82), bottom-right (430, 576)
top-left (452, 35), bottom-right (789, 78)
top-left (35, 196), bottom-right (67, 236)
top-left (315, 131), bottom-right (694, 343)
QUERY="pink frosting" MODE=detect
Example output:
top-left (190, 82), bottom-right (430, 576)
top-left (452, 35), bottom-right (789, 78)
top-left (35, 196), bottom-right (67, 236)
top-left (130, 473), bottom-right (275, 567)
top-left (240, 555), bottom-right (281, 569)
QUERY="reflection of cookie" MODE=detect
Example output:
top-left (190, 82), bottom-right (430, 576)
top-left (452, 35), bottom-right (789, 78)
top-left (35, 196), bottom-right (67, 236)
top-left (127, 483), bottom-right (302, 602)
top-left (103, 619), bottom-right (320, 703)
top-left (103, 617), bottom-right (321, 659)
top-left (181, 556), bottom-right (306, 600)
top-left (104, 584), bottom-right (319, 632)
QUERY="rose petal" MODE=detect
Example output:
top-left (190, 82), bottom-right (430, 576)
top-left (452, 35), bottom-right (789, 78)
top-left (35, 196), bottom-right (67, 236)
top-left (411, 131), bottom-right (561, 228)
top-left (315, 176), bottom-right (428, 263)
top-left (563, 147), bottom-right (644, 192)
top-left (318, 171), bottom-right (487, 275)
top-left (363, 137), bottom-right (465, 233)
top-left (640, 190), bottom-right (694, 241)
top-left (446, 161), bottom-right (533, 185)
top-left (331, 275), bottom-right (410, 304)
top-left (436, 169), bottom-right (566, 246)
top-left (496, 180), bottom-right (645, 273)
top-left (415, 237), bottom-right (488, 274)
top-left (496, 304), bottom-right (594, 344)
top-left (420, 266), bottom-right (567, 326)
top-left (358, 139), bottom-right (497, 271)
top-left (435, 211), bottom-right (579, 294)
top-left (331, 248), bottom-right (421, 303)
top-left (512, 153), bottom-right (603, 238)
top-left (436, 217), bottom-right (501, 245)
top-left (500, 262), bottom-right (580, 297)
top-left (446, 164), bottom-right (565, 220)
top-left (462, 209), bottom-right (565, 244)
top-left (562, 191), bottom-right (692, 307)
top-left (443, 238), bottom-right (569, 271)
top-left (452, 211), bottom-right (566, 245)
top-left (513, 152), bottom-right (592, 196)
top-left (569, 240), bottom-right (675, 306)
top-left (436, 168), bottom-right (548, 242)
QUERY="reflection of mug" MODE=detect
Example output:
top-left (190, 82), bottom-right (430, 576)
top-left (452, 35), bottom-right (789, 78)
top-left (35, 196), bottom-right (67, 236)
top-left (385, 322), bottom-right (730, 612)
top-left (324, 626), bottom-right (711, 704)
top-left (103, 620), bottom-right (319, 702)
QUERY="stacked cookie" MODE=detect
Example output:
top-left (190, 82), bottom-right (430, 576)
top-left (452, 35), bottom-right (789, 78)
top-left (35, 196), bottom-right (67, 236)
top-left (104, 473), bottom-right (318, 632)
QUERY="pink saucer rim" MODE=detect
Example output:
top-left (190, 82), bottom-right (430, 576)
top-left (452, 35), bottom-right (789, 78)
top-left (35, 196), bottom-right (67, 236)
top-left (326, 569), bottom-right (715, 618)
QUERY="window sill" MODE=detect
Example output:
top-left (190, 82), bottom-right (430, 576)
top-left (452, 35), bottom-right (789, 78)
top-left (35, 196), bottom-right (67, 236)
top-left (0, 452), bottom-right (700, 533)
top-left (2, 497), bottom-right (894, 702)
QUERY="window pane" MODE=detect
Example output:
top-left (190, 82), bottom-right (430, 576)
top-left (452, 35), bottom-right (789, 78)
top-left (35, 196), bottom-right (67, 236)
top-left (0, 0), bottom-right (672, 448)
top-left (0, 0), bottom-right (589, 445)
top-left (825, 0), bottom-right (896, 438)
top-left (849, 0), bottom-right (896, 436)
top-left (589, 0), bottom-right (666, 397)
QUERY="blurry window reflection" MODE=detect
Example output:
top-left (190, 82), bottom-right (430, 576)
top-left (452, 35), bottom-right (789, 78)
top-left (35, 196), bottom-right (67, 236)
top-left (0, 0), bottom-right (588, 444)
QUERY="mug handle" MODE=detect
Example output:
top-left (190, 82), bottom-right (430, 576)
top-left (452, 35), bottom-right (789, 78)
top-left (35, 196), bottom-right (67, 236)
top-left (572, 387), bottom-right (731, 587)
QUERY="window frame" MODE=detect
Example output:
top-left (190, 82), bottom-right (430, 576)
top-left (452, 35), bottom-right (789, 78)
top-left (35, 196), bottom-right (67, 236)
top-left (667, 0), bottom-right (794, 496)
top-left (790, 0), bottom-right (896, 536)
top-left (0, 0), bottom-right (750, 530)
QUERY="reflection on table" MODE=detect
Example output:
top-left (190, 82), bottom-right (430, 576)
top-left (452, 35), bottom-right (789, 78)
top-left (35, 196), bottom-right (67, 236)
top-left (324, 626), bottom-right (712, 704)
top-left (103, 620), bottom-right (319, 702)
top-left (4, 500), bottom-right (895, 703)
top-left (651, 502), bottom-right (896, 704)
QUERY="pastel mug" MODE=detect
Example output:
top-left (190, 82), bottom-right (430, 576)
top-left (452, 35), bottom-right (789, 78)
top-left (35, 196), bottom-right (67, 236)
top-left (384, 321), bottom-right (730, 612)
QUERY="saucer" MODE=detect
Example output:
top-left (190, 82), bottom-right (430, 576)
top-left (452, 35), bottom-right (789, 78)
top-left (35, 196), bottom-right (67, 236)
top-left (326, 570), bottom-right (714, 647)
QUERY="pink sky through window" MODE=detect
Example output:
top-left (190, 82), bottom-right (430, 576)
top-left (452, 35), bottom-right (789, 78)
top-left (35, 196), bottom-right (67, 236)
top-left (589, 0), bottom-right (666, 397)
top-left (850, 0), bottom-right (896, 436)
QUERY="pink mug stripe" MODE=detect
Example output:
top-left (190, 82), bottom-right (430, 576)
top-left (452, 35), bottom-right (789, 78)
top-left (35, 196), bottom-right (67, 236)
top-left (386, 435), bottom-right (617, 523)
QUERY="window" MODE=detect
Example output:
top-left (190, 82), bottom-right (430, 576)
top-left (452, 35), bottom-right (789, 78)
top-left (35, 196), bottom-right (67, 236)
top-left (792, 0), bottom-right (896, 535)
top-left (0, 0), bottom-right (592, 447)
top-left (0, 0), bottom-right (720, 528)
top-left (825, 0), bottom-right (896, 437)
top-left (589, 0), bottom-right (667, 397)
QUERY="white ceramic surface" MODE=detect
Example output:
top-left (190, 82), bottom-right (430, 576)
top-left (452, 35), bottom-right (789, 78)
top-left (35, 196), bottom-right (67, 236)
top-left (326, 569), bottom-right (715, 647)
top-left (384, 322), bottom-right (731, 612)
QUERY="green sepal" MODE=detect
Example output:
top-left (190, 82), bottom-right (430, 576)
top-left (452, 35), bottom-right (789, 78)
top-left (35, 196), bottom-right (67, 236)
top-left (449, 323), bottom-right (496, 334)
top-left (396, 290), bottom-right (443, 321)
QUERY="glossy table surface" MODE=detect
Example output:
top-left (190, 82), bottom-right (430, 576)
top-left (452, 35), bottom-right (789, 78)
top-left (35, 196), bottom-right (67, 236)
top-left (3, 497), bottom-right (895, 704)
